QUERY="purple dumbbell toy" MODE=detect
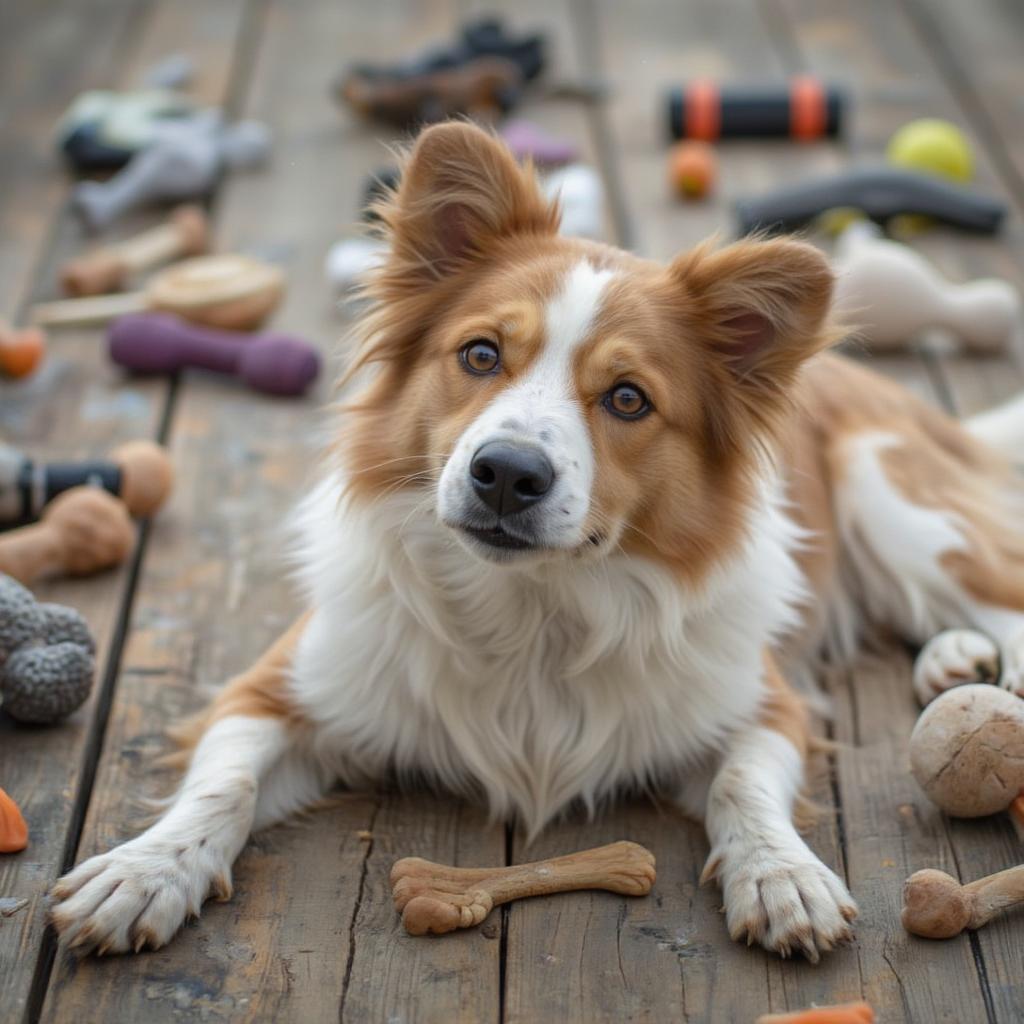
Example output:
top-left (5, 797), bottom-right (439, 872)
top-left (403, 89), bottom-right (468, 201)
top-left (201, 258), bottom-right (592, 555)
top-left (108, 312), bottom-right (320, 396)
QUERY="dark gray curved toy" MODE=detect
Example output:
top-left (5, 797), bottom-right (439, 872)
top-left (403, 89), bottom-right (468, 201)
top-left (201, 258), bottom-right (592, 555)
top-left (0, 574), bottom-right (94, 724)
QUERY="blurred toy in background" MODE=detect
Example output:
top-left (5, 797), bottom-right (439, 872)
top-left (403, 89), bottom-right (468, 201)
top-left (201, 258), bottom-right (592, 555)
top-left (0, 573), bottom-right (95, 725)
top-left (543, 163), bottom-right (605, 239)
top-left (72, 111), bottom-right (270, 230)
top-left (337, 16), bottom-right (545, 127)
top-left (887, 118), bottom-right (974, 183)
top-left (501, 120), bottom-right (579, 167)
top-left (832, 221), bottom-right (1020, 352)
top-left (0, 440), bottom-right (173, 525)
top-left (668, 140), bottom-right (717, 199)
top-left (33, 253), bottom-right (284, 332)
top-left (0, 323), bottom-right (45, 380)
top-left (60, 205), bottom-right (209, 296)
top-left (109, 313), bottom-right (321, 397)
top-left (0, 487), bottom-right (134, 586)
top-left (325, 237), bottom-right (388, 294)
top-left (667, 77), bottom-right (845, 141)
top-left (735, 166), bottom-right (1006, 236)
top-left (0, 787), bottom-right (28, 853)
top-left (56, 88), bottom-right (198, 173)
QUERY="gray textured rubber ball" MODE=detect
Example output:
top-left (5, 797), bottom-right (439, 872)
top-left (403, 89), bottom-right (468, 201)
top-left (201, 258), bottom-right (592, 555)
top-left (0, 576), bottom-right (46, 668)
top-left (37, 603), bottom-right (96, 654)
top-left (2, 643), bottom-right (94, 724)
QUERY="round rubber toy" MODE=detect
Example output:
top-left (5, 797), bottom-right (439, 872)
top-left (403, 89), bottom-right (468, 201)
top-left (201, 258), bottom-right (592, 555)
top-left (668, 141), bottom-right (717, 199)
top-left (887, 118), bottom-right (974, 183)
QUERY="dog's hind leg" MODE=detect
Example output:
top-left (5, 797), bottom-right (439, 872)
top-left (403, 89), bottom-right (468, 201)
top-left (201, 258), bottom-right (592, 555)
top-left (832, 423), bottom-right (1024, 704)
top-left (49, 616), bottom-right (330, 954)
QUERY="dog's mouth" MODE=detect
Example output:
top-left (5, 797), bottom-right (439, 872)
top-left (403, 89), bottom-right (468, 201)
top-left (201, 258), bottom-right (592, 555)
top-left (459, 523), bottom-right (539, 552)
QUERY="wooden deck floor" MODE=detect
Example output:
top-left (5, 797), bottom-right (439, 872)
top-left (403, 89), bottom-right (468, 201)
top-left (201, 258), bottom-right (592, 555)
top-left (2, 1), bottom-right (1024, 1021)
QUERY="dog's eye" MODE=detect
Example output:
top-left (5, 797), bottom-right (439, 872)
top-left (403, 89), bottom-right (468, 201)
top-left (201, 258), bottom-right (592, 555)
top-left (604, 383), bottom-right (650, 420)
top-left (460, 339), bottom-right (500, 375)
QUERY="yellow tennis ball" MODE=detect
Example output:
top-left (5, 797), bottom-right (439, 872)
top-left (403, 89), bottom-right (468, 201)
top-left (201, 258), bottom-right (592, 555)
top-left (886, 118), bottom-right (974, 182)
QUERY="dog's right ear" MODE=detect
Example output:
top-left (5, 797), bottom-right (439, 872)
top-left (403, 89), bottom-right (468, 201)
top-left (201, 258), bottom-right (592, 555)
top-left (376, 122), bottom-right (558, 294)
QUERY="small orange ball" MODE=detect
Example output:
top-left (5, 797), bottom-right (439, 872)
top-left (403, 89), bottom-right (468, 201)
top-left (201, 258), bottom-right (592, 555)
top-left (0, 327), bottom-right (46, 379)
top-left (668, 141), bottom-right (717, 199)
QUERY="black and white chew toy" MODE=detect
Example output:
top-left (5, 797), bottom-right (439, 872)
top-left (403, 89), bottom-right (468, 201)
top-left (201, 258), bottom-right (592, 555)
top-left (0, 574), bottom-right (95, 724)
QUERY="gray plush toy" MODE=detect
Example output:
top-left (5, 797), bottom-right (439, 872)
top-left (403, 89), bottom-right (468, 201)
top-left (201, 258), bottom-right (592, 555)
top-left (0, 573), bottom-right (95, 724)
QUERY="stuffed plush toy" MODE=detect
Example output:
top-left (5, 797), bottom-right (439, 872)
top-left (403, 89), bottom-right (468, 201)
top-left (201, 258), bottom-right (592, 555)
top-left (0, 573), bottom-right (94, 724)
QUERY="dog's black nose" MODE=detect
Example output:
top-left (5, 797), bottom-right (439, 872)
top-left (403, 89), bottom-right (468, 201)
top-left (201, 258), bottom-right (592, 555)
top-left (470, 442), bottom-right (554, 516)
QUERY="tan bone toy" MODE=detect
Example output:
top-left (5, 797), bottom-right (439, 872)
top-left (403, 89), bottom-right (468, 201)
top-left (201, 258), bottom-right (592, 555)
top-left (903, 864), bottom-right (1024, 939)
top-left (60, 204), bottom-right (209, 296)
top-left (0, 487), bottom-right (134, 585)
top-left (391, 840), bottom-right (656, 936)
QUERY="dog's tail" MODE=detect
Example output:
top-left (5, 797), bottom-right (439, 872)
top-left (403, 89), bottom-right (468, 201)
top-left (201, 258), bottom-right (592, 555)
top-left (966, 392), bottom-right (1024, 465)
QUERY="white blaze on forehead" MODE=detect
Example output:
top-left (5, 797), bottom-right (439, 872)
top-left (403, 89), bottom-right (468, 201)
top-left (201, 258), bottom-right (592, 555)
top-left (537, 260), bottom-right (615, 379)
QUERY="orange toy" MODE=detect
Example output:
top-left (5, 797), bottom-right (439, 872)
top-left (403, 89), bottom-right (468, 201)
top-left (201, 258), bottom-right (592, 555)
top-left (0, 787), bottom-right (29, 853)
top-left (0, 324), bottom-right (46, 379)
top-left (668, 140), bottom-right (717, 199)
top-left (756, 1002), bottom-right (874, 1024)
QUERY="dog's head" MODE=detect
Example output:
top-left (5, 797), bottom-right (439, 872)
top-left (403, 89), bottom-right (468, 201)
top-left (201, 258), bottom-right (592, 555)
top-left (344, 122), bottom-right (834, 581)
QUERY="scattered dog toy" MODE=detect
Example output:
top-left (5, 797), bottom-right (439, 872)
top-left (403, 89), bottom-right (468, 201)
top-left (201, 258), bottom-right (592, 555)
top-left (910, 684), bottom-right (1024, 837)
top-left (0, 440), bottom-right (173, 525)
top-left (668, 140), bottom-right (717, 199)
top-left (60, 205), bottom-right (210, 297)
top-left (832, 221), bottom-right (1021, 351)
top-left (391, 840), bottom-right (655, 936)
top-left (903, 864), bottom-right (1024, 939)
top-left (32, 253), bottom-right (284, 332)
top-left (342, 58), bottom-right (523, 128)
top-left (667, 77), bottom-right (844, 141)
top-left (337, 16), bottom-right (545, 127)
top-left (0, 573), bottom-right (94, 724)
top-left (72, 110), bottom-right (270, 229)
top-left (887, 118), bottom-right (974, 183)
top-left (0, 323), bottom-right (45, 379)
top-left (501, 120), bottom-right (579, 167)
top-left (735, 166), bottom-right (1006, 236)
top-left (542, 163), bottom-right (605, 240)
top-left (56, 88), bottom-right (197, 173)
top-left (0, 487), bottom-right (134, 585)
top-left (0, 787), bottom-right (29, 853)
top-left (325, 237), bottom-right (388, 293)
top-left (109, 312), bottom-right (321, 397)
top-left (755, 1003), bottom-right (874, 1024)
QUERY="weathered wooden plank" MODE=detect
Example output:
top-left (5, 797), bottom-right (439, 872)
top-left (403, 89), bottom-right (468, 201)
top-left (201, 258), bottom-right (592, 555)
top-left (42, 1), bottom-right (506, 1021)
top-left (773, 3), bottom-right (1024, 1018)
top-left (0, 3), bottom-right (256, 1021)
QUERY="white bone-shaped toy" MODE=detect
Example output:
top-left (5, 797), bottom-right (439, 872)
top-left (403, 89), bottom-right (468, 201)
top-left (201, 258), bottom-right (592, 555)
top-left (832, 221), bottom-right (1020, 352)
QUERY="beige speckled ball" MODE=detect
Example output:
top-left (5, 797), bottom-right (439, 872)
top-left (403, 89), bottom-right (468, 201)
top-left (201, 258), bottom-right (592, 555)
top-left (910, 684), bottom-right (1024, 817)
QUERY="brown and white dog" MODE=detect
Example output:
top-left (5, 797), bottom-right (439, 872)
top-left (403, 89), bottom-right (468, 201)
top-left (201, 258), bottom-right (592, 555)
top-left (51, 123), bottom-right (1024, 961)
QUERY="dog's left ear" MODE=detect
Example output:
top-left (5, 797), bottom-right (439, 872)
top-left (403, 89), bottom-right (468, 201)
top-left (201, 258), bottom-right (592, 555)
top-left (379, 122), bottom-right (558, 293)
top-left (670, 238), bottom-right (836, 441)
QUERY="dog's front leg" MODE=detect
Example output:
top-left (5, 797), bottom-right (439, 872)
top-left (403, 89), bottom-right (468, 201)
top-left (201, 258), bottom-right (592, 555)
top-left (699, 663), bottom-right (857, 961)
top-left (50, 620), bottom-right (324, 954)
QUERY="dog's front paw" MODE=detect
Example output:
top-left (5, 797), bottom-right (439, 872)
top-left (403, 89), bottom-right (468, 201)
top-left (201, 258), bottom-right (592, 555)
top-left (703, 842), bottom-right (857, 962)
top-left (913, 629), bottom-right (1000, 706)
top-left (50, 834), bottom-right (232, 954)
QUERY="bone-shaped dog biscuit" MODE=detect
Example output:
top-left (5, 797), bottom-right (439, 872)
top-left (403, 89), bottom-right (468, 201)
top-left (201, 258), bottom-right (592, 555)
top-left (391, 840), bottom-right (656, 935)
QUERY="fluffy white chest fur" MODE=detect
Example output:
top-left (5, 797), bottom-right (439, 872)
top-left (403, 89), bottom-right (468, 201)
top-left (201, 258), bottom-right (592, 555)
top-left (289, 473), bottom-right (808, 835)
